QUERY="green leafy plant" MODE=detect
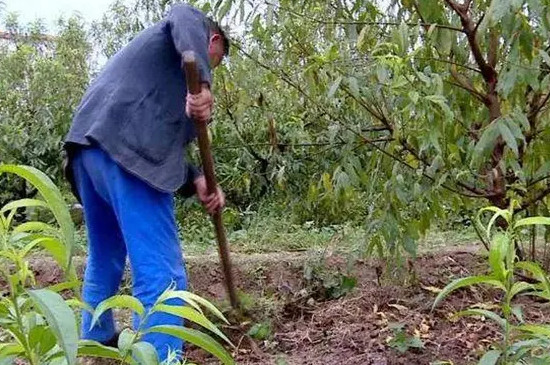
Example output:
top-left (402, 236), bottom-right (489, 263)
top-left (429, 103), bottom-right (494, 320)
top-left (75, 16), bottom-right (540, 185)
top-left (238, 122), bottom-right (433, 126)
top-left (433, 203), bottom-right (550, 364)
top-left (0, 164), bottom-right (234, 364)
top-left (387, 322), bottom-right (424, 354)
top-left (304, 258), bottom-right (357, 300)
top-left (0, 164), bottom-right (81, 364)
top-left (246, 321), bottom-right (272, 341)
top-left (71, 287), bottom-right (235, 365)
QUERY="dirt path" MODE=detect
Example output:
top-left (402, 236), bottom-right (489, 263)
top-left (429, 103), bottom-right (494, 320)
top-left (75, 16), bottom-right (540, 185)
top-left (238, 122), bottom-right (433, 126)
top-left (23, 245), bottom-right (550, 364)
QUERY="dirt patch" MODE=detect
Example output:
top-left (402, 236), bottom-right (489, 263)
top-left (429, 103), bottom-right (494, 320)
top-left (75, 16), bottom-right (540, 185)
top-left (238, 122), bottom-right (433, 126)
top-left (18, 247), bottom-right (550, 364)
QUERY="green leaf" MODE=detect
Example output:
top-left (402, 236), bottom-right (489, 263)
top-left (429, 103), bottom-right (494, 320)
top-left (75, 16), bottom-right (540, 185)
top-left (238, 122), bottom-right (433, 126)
top-left (47, 280), bottom-right (80, 293)
top-left (22, 237), bottom-right (68, 268)
top-left (131, 341), bottom-right (159, 365)
top-left (117, 328), bottom-right (135, 355)
top-left (454, 309), bottom-right (506, 329)
top-left (153, 304), bottom-right (232, 346)
top-left (28, 289), bottom-right (78, 365)
top-left (14, 221), bottom-right (58, 235)
top-left (498, 119), bottom-right (518, 155)
top-left (348, 77), bottom-right (360, 97)
top-left (157, 290), bottom-right (229, 324)
top-left (510, 281), bottom-right (534, 299)
top-left (146, 325), bottom-right (234, 365)
top-left (472, 123), bottom-right (500, 166)
top-left (490, 0), bottom-right (512, 23)
top-left (432, 276), bottom-right (504, 309)
top-left (327, 76), bottom-right (342, 98)
top-left (28, 325), bottom-right (57, 356)
top-left (478, 349), bottom-right (502, 365)
top-left (1, 198), bottom-right (48, 214)
top-left (91, 295), bottom-right (145, 329)
top-left (217, 0), bottom-right (232, 19)
top-left (0, 343), bottom-right (24, 357)
top-left (511, 305), bottom-right (524, 323)
top-left (247, 322), bottom-right (272, 340)
top-left (1, 199), bottom-right (48, 228)
top-left (0, 165), bottom-right (75, 272)
top-left (485, 208), bottom-right (512, 238)
top-left (65, 299), bottom-right (93, 313)
top-left (515, 261), bottom-right (550, 292)
top-left (514, 217), bottom-right (550, 228)
top-left (357, 25), bottom-right (369, 52)
top-left (489, 233), bottom-right (509, 280)
top-left (517, 324), bottom-right (550, 337)
top-left (76, 340), bottom-right (125, 361)
top-left (436, 29), bottom-right (452, 55)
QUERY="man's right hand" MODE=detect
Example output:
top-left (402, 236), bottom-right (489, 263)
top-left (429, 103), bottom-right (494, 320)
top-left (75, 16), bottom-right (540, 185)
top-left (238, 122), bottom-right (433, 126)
top-left (185, 83), bottom-right (213, 123)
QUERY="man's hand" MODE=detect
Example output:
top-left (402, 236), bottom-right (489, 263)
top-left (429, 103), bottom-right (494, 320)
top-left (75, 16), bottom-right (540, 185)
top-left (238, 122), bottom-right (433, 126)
top-left (194, 175), bottom-right (225, 215)
top-left (186, 83), bottom-right (213, 123)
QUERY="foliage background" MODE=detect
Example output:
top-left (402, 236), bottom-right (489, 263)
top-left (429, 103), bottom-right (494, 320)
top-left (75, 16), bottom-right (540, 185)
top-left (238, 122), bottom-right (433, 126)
top-left (1, 0), bottom-right (550, 266)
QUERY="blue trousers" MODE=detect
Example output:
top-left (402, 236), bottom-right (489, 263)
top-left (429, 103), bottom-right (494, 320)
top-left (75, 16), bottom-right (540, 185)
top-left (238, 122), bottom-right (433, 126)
top-left (71, 146), bottom-right (187, 360)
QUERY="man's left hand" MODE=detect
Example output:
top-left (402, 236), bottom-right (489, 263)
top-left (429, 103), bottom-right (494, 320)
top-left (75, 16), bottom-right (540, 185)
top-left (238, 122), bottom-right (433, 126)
top-left (194, 175), bottom-right (225, 215)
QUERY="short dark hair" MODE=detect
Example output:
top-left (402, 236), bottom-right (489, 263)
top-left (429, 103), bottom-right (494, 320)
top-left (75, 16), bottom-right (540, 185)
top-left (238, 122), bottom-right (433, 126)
top-left (206, 17), bottom-right (229, 56)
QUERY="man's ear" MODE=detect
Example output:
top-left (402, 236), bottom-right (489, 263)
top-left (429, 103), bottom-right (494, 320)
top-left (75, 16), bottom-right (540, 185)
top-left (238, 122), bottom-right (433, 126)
top-left (209, 33), bottom-right (221, 45)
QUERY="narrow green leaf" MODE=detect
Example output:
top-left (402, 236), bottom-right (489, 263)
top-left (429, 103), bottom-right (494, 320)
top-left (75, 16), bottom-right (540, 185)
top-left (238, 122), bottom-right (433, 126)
top-left (489, 233), bottom-right (509, 280)
top-left (1, 198), bottom-right (48, 215)
top-left (515, 261), bottom-right (548, 283)
top-left (131, 341), bottom-right (159, 365)
top-left (540, 49), bottom-right (550, 67)
top-left (22, 237), bottom-right (67, 269)
top-left (486, 208), bottom-right (511, 238)
top-left (47, 281), bottom-right (80, 293)
top-left (478, 349), bottom-right (502, 365)
top-left (14, 221), bottom-right (58, 235)
top-left (65, 299), bottom-right (93, 313)
top-left (28, 289), bottom-right (78, 365)
top-left (153, 304), bottom-right (232, 346)
top-left (432, 276), bottom-right (504, 309)
top-left (509, 281), bottom-right (534, 299)
top-left (454, 309), bottom-right (506, 329)
top-left (0, 165), bottom-right (75, 271)
top-left (157, 290), bottom-right (228, 324)
top-left (0, 343), bottom-right (24, 357)
top-left (357, 25), bottom-right (369, 52)
top-left (517, 324), bottom-right (550, 337)
top-left (348, 76), bottom-right (360, 97)
top-left (327, 76), bottom-right (342, 98)
top-left (472, 123), bottom-right (500, 166)
top-left (514, 217), bottom-right (550, 228)
top-left (146, 325), bottom-right (234, 365)
top-left (91, 295), bottom-right (145, 329)
top-left (77, 340), bottom-right (125, 361)
top-left (511, 305), bottom-right (524, 323)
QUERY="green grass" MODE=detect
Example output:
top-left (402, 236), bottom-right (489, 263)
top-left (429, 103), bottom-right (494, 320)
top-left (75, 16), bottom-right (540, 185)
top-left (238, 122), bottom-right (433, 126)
top-left (73, 205), bottom-right (481, 257)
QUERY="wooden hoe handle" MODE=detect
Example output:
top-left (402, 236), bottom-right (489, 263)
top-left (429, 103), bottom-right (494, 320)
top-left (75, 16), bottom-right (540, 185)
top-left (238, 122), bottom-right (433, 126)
top-left (182, 51), bottom-right (239, 309)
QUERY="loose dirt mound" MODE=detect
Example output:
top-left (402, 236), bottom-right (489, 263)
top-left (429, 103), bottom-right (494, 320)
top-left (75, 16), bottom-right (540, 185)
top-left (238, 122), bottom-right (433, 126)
top-left (20, 248), bottom-right (550, 364)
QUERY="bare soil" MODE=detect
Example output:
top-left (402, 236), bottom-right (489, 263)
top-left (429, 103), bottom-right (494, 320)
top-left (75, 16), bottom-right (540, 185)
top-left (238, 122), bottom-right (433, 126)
top-left (22, 247), bottom-right (550, 364)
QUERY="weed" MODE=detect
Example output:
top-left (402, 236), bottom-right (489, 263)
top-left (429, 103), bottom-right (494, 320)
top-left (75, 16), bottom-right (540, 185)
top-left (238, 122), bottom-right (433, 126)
top-left (387, 322), bottom-right (424, 354)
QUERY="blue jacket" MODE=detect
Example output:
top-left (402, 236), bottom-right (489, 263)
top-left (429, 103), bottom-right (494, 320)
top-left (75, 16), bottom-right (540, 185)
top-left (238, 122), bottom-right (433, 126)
top-left (64, 4), bottom-right (211, 195)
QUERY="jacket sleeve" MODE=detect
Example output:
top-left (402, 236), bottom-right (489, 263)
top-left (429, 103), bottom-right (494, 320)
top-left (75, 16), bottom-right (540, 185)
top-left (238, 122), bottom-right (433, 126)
top-left (177, 164), bottom-right (203, 198)
top-left (167, 4), bottom-right (212, 86)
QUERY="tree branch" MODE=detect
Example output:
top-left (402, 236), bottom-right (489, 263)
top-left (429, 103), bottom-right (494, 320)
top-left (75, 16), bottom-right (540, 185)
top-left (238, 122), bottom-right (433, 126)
top-left (267, 2), bottom-right (465, 33)
top-left (518, 186), bottom-right (550, 213)
top-left (444, 0), bottom-right (497, 89)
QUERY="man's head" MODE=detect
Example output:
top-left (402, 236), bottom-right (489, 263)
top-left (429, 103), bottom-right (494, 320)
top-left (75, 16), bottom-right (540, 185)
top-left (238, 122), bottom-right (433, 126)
top-left (206, 18), bottom-right (229, 68)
